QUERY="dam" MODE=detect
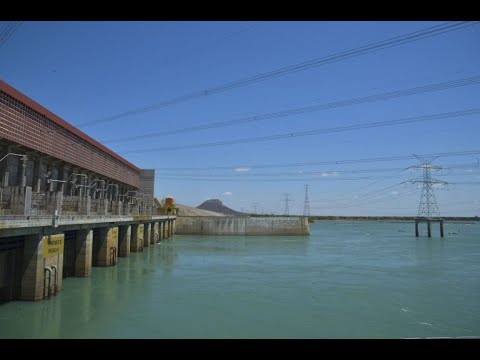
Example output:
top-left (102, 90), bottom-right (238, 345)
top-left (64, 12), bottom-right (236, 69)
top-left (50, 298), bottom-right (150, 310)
top-left (0, 80), bottom-right (176, 303)
top-left (175, 216), bottom-right (310, 235)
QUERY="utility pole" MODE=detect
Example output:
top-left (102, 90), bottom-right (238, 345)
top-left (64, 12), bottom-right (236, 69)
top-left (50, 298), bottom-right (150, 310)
top-left (303, 184), bottom-right (311, 216)
top-left (282, 193), bottom-right (292, 216)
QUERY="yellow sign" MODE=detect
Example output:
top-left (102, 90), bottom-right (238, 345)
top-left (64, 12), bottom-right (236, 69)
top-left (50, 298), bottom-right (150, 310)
top-left (43, 235), bottom-right (64, 257)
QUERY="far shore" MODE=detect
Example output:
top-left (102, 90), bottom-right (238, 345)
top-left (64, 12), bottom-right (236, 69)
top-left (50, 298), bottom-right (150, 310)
top-left (307, 217), bottom-right (478, 224)
top-left (208, 214), bottom-right (479, 224)
top-left (310, 219), bottom-right (477, 224)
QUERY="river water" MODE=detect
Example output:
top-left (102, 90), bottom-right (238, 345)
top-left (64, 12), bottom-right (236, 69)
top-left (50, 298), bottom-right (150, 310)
top-left (0, 221), bottom-right (479, 338)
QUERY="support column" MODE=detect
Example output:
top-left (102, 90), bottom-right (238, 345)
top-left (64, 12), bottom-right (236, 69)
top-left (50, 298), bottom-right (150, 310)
top-left (115, 201), bottom-right (122, 215)
top-left (32, 157), bottom-right (43, 193)
top-left (130, 224), bottom-right (144, 252)
top-left (98, 199), bottom-right (108, 215)
top-left (21, 233), bottom-right (64, 300)
top-left (118, 225), bottom-right (131, 257)
top-left (159, 222), bottom-right (164, 241)
top-left (75, 229), bottom-right (93, 277)
top-left (440, 220), bottom-right (444, 238)
top-left (155, 222), bottom-right (162, 242)
top-left (150, 222), bottom-right (158, 244)
top-left (415, 220), bottom-right (419, 237)
top-left (16, 155), bottom-right (27, 187)
top-left (56, 191), bottom-right (63, 216)
top-left (20, 234), bottom-right (44, 301)
top-left (80, 196), bottom-right (91, 215)
top-left (427, 221), bottom-right (432, 238)
top-left (144, 223), bottom-right (151, 247)
top-left (163, 221), bottom-right (168, 239)
top-left (93, 226), bottom-right (118, 267)
top-left (11, 186), bottom-right (32, 216)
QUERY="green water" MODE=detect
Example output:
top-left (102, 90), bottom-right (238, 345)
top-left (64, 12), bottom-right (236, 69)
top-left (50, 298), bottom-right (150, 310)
top-left (0, 221), bottom-right (479, 338)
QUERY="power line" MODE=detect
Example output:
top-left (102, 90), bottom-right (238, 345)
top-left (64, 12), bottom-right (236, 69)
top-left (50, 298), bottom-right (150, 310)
top-left (155, 172), bottom-right (480, 182)
top-left (155, 163), bottom-right (478, 177)
top-left (158, 176), bottom-right (402, 182)
top-left (120, 108), bottom-right (480, 154)
top-left (0, 21), bottom-right (22, 49)
top-left (154, 149), bottom-right (480, 171)
top-left (311, 185), bottom-right (421, 210)
top-left (78, 21), bottom-right (478, 128)
top-left (155, 171), bottom-right (480, 182)
top-left (101, 74), bottom-right (480, 144)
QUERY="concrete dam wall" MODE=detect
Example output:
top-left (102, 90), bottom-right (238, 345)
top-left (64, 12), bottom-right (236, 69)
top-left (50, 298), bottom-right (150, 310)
top-left (175, 216), bottom-right (310, 235)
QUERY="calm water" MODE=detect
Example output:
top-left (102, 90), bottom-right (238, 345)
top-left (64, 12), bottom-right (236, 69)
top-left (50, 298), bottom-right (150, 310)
top-left (0, 221), bottom-right (479, 338)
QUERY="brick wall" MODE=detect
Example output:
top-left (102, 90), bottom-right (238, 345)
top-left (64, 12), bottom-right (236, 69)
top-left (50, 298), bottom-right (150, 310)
top-left (0, 89), bottom-right (140, 188)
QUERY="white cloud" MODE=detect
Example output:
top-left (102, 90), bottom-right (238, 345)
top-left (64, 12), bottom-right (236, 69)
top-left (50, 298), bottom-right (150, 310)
top-left (222, 191), bottom-right (232, 196)
top-left (391, 191), bottom-right (399, 196)
top-left (320, 171), bottom-right (338, 177)
top-left (234, 167), bottom-right (251, 172)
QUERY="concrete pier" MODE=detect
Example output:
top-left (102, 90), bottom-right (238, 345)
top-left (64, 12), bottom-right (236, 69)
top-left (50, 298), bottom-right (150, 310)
top-left (159, 222), bottom-right (164, 241)
top-left (118, 225), bottom-right (131, 257)
top-left (151, 222), bottom-right (157, 244)
top-left (130, 224), bottom-right (144, 252)
top-left (92, 226), bottom-right (118, 267)
top-left (1, 214), bottom-right (175, 302)
top-left (75, 229), bottom-right (93, 277)
top-left (21, 233), bottom-right (64, 300)
top-left (415, 218), bottom-right (444, 238)
top-left (144, 223), bottom-right (151, 248)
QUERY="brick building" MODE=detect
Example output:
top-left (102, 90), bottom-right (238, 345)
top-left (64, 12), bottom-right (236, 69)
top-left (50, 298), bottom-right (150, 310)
top-left (0, 80), bottom-right (154, 216)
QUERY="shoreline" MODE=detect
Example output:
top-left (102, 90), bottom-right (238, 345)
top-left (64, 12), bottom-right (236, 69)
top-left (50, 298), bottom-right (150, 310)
top-left (310, 219), bottom-right (477, 224)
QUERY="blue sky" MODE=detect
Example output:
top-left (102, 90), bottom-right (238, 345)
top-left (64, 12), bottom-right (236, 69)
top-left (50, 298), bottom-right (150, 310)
top-left (1, 21), bottom-right (479, 216)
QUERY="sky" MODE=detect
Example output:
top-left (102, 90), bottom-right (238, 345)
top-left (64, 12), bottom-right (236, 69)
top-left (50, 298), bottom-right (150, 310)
top-left (1, 21), bottom-right (479, 216)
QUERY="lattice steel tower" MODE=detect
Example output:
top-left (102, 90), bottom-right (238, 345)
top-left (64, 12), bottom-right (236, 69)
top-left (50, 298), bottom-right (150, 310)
top-left (282, 193), bottom-right (292, 216)
top-left (303, 184), bottom-right (311, 216)
top-left (406, 155), bottom-right (447, 218)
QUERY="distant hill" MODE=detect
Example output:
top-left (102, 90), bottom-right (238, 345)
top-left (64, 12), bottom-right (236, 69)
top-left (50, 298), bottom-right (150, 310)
top-left (176, 203), bottom-right (225, 217)
top-left (197, 199), bottom-right (245, 216)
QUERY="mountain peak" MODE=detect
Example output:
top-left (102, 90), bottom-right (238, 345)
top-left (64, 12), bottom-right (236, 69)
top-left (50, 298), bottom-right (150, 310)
top-left (197, 199), bottom-right (244, 216)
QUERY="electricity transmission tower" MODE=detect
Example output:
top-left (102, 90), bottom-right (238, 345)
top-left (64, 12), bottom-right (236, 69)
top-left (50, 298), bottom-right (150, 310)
top-left (282, 193), bottom-right (293, 215)
top-left (303, 184), bottom-right (311, 216)
top-left (405, 155), bottom-right (448, 218)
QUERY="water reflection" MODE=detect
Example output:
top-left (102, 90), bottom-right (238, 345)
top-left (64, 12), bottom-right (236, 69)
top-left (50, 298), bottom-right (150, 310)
top-left (29, 294), bottom-right (62, 338)
top-left (415, 237), bottom-right (445, 263)
top-left (220, 236), bottom-right (246, 253)
top-left (158, 239), bottom-right (177, 272)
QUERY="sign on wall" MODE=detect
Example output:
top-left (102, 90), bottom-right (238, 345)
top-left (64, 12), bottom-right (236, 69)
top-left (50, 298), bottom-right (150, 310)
top-left (43, 235), bottom-right (64, 258)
